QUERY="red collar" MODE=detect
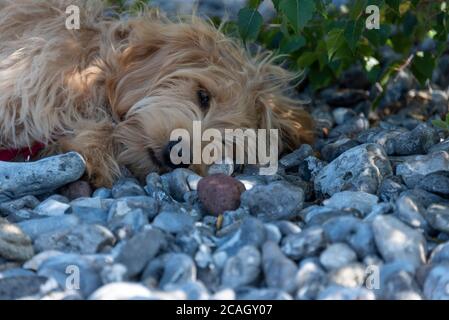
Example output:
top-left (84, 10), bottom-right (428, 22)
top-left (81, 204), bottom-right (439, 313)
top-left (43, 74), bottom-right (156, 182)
top-left (0, 142), bottom-right (45, 161)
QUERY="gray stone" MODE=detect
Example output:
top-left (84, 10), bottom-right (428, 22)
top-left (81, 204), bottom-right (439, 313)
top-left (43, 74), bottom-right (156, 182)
top-left (329, 115), bottom-right (370, 138)
top-left (100, 263), bottom-right (128, 284)
top-left (164, 281), bottom-right (209, 300)
top-left (221, 245), bottom-right (261, 289)
top-left (323, 191), bottom-right (378, 216)
top-left (391, 123), bottom-right (439, 155)
top-left (396, 151), bottom-right (449, 188)
top-left (0, 218), bottom-right (34, 261)
top-left (322, 216), bottom-right (376, 258)
top-left (424, 264), bottom-right (449, 300)
top-left (108, 208), bottom-right (148, 239)
top-left (262, 241), bottom-right (298, 294)
top-left (108, 196), bottom-right (159, 222)
top-left (332, 107), bottom-right (356, 125)
top-left (395, 193), bottom-right (429, 230)
top-left (318, 285), bottom-right (375, 300)
top-left (0, 196), bottom-right (40, 217)
top-left (0, 152), bottom-right (86, 202)
top-left (34, 199), bottom-right (70, 217)
top-left (240, 181), bottom-right (304, 221)
top-left (116, 228), bottom-right (165, 277)
top-left (295, 259), bottom-right (328, 300)
top-left (320, 138), bottom-right (359, 162)
top-left (315, 143), bottom-right (392, 196)
top-left (416, 171), bottom-right (449, 197)
top-left (281, 226), bottom-right (326, 260)
top-left (279, 144), bottom-right (313, 169)
top-left (329, 263), bottom-right (366, 288)
top-left (217, 217), bottom-right (267, 256)
top-left (38, 254), bottom-right (104, 298)
top-left (89, 282), bottom-right (154, 300)
top-left (159, 253), bottom-right (196, 288)
top-left (145, 172), bottom-right (172, 202)
top-left (111, 178), bottom-right (146, 198)
top-left (237, 288), bottom-right (292, 300)
top-left (23, 250), bottom-right (64, 271)
top-left (152, 210), bottom-right (195, 234)
top-left (160, 168), bottom-right (199, 202)
top-left (92, 187), bottom-right (112, 199)
top-left (425, 204), bottom-right (449, 233)
top-left (378, 262), bottom-right (423, 300)
top-left (18, 215), bottom-right (80, 240)
top-left (319, 243), bottom-right (357, 270)
top-left (372, 215), bottom-right (426, 269)
top-left (0, 275), bottom-right (55, 299)
top-left (429, 242), bottom-right (449, 264)
top-left (33, 224), bottom-right (115, 254)
top-left (378, 177), bottom-right (407, 202)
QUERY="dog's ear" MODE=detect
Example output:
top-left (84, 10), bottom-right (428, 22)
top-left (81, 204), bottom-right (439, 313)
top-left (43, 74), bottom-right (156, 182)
top-left (255, 64), bottom-right (314, 152)
top-left (106, 19), bottom-right (168, 120)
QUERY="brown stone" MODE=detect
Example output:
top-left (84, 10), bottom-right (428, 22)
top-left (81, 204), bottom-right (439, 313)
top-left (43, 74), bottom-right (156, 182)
top-left (197, 174), bottom-right (246, 216)
top-left (60, 180), bottom-right (92, 200)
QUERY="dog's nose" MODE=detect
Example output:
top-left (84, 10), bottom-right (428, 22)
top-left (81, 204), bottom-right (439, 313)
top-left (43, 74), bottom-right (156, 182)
top-left (163, 141), bottom-right (189, 169)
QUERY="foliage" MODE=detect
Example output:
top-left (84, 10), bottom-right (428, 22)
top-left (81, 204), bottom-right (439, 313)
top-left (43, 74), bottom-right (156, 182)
top-left (108, 0), bottom-right (449, 94)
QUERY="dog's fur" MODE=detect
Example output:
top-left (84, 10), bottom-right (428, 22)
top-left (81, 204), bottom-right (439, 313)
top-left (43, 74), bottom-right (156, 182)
top-left (0, 0), bottom-right (313, 186)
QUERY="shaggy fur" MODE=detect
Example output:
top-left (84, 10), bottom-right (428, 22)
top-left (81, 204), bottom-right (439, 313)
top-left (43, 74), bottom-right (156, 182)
top-left (0, 0), bottom-right (313, 187)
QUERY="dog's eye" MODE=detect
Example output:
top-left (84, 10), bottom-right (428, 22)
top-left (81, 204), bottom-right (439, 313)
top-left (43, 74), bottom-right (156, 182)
top-left (197, 89), bottom-right (210, 110)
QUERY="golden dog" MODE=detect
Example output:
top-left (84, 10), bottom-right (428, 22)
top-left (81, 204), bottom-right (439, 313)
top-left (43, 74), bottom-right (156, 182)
top-left (0, 0), bottom-right (313, 186)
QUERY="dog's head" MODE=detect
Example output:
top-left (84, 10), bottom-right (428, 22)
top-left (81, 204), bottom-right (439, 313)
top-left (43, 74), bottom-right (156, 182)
top-left (107, 15), bottom-right (313, 179)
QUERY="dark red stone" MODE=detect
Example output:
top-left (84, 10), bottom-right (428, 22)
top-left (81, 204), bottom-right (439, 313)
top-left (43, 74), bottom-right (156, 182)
top-left (197, 174), bottom-right (246, 216)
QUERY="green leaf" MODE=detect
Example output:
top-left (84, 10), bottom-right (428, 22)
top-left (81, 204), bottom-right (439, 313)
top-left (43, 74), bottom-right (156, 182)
top-left (386, 0), bottom-right (401, 12)
top-left (411, 52), bottom-right (436, 85)
top-left (248, 0), bottom-right (263, 9)
top-left (297, 52), bottom-right (316, 68)
top-left (432, 119), bottom-right (449, 129)
top-left (344, 19), bottom-right (364, 52)
top-left (238, 7), bottom-right (263, 42)
top-left (326, 28), bottom-right (345, 60)
top-left (279, 0), bottom-right (316, 33)
top-left (272, 0), bottom-right (281, 11)
top-left (280, 35), bottom-right (306, 53)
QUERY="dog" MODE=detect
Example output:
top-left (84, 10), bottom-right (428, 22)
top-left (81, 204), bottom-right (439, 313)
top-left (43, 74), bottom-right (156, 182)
top-left (0, 0), bottom-right (313, 187)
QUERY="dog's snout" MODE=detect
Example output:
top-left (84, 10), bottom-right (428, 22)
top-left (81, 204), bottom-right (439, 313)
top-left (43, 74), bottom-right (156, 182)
top-left (163, 141), bottom-right (189, 169)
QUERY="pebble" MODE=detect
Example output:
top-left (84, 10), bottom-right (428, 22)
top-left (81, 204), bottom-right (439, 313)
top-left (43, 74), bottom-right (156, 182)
top-left (111, 178), bottom-right (146, 198)
top-left (322, 216), bottom-right (376, 258)
top-left (318, 285), bottom-right (375, 300)
top-left (159, 253), bottom-right (197, 288)
top-left (425, 204), bottom-right (449, 233)
top-left (33, 224), bottom-right (115, 254)
top-left (416, 171), bottom-right (449, 197)
top-left (295, 259), bottom-right (328, 300)
top-left (279, 144), bottom-right (314, 169)
top-left (197, 174), bottom-right (245, 216)
top-left (34, 199), bottom-right (70, 217)
top-left (423, 264), bottom-right (449, 299)
top-left (60, 181), bottom-right (92, 200)
top-left (281, 226), bottom-right (326, 260)
top-left (315, 143), bottom-right (392, 196)
top-left (240, 181), bottom-right (304, 221)
top-left (18, 215), bottom-right (80, 240)
top-left (116, 228), bottom-right (165, 277)
top-left (152, 210), bottom-right (195, 234)
top-left (221, 245), bottom-right (261, 289)
top-left (319, 243), bottom-right (357, 270)
top-left (262, 241), bottom-right (298, 294)
top-left (0, 152), bottom-right (86, 202)
top-left (0, 218), bottom-right (34, 261)
top-left (323, 191), bottom-right (378, 216)
top-left (396, 151), bottom-right (449, 188)
top-left (372, 215), bottom-right (426, 269)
